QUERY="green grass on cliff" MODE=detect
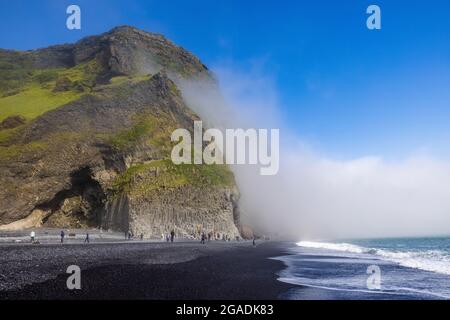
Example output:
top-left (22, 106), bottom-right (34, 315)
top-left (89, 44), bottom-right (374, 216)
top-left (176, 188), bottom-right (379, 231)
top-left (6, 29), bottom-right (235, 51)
top-left (114, 159), bottom-right (235, 197)
top-left (106, 112), bottom-right (177, 154)
top-left (0, 140), bottom-right (48, 161)
top-left (109, 75), bottom-right (150, 86)
top-left (0, 59), bottom-right (103, 123)
top-left (106, 117), bottom-right (154, 150)
top-left (0, 126), bottom-right (20, 145)
top-left (0, 131), bottom-right (85, 162)
top-left (0, 50), bottom-right (33, 95)
top-left (0, 83), bottom-right (82, 122)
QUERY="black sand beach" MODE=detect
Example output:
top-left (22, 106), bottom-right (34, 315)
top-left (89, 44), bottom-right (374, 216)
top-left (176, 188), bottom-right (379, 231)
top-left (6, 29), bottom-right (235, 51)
top-left (0, 240), bottom-right (294, 300)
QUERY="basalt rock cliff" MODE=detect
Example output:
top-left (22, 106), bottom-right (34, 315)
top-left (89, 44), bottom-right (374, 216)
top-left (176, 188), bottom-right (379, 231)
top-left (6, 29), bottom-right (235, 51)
top-left (0, 26), bottom-right (241, 239)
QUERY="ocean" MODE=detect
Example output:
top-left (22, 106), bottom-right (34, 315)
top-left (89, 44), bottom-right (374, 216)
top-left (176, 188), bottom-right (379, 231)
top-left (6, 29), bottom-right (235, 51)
top-left (275, 237), bottom-right (450, 300)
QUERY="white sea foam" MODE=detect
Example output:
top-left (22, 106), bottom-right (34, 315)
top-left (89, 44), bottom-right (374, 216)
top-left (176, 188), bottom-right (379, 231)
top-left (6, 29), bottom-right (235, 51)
top-left (297, 241), bottom-right (450, 276)
top-left (296, 241), bottom-right (366, 254)
top-left (278, 276), bottom-right (450, 299)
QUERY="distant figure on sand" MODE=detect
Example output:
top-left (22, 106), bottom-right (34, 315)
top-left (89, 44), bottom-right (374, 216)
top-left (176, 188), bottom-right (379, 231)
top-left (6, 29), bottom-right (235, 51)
top-left (30, 231), bottom-right (35, 243)
top-left (170, 230), bottom-right (175, 243)
top-left (84, 232), bottom-right (90, 244)
top-left (140, 233), bottom-right (144, 240)
top-left (253, 237), bottom-right (256, 247)
top-left (60, 230), bottom-right (65, 243)
top-left (201, 232), bottom-right (206, 244)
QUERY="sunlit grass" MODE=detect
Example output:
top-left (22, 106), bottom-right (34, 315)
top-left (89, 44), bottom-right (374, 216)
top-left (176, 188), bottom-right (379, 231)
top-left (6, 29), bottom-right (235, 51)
top-left (0, 83), bottom-right (82, 122)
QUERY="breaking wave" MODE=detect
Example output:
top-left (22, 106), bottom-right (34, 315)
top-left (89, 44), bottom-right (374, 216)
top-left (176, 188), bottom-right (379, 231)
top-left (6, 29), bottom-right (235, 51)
top-left (297, 241), bottom-right (450, 276)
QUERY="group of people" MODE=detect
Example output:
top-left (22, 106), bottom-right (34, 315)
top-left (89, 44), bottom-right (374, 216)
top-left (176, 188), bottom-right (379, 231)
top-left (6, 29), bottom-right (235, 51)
top-left (125, 231), bottom-right (145, 240)
top-left (161, 230), bottom-right (176, 242)
top-left (199, 231), bottom-right (256, 246)
top-left (28, 230), bottom-right (90, 244)
top-left (29, 229), bottom-right (257, 246)
top-left (59, 230), bottom-right (90, 244)
top-left (199, 232), bottom-right (223, 244)
top-left (161, 230), bottom-right (230, 244)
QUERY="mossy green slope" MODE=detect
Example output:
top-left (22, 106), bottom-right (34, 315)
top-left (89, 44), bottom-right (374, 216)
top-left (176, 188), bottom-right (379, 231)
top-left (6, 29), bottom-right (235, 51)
top-left (114, 160), bottom-right (235, 199)
top-left (0, 58), bottom-right (104, 122)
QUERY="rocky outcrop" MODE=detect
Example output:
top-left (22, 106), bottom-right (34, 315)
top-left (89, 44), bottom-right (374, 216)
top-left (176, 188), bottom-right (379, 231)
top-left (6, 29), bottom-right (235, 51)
top-left (0, 115), bottom-right (26, 130)
top-left (0, 209), bottom-right (48, 231)
top-left (25, 26), bottom-right (211, 83)
top-left (0, 27), bottom-right (241, 239)
top-left (127, 185), bottom-right (240, 239)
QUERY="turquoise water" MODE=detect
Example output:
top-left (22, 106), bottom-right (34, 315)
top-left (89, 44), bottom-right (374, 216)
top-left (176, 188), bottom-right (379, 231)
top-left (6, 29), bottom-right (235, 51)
top-left (276, 237), bottom-right (450, 300)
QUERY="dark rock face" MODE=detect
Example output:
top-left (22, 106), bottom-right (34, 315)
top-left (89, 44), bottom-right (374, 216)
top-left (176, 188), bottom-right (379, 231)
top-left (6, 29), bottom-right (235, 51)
top-left (28, 26), bottom-right (210, 82)
top-left (30, 45), bottom-right (75, 69)
top-left (0, 115), bottom-right (26, 130)
top-left (0, 27), bottom-right (241, 239)
top-left (52, 77), bottom-right (73, 92)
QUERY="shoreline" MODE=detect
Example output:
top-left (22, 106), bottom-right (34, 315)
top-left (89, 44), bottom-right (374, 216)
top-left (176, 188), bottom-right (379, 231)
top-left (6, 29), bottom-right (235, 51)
top-left (3, 238), bottom-right (443, 300)
top-left (0, 240), bottom-right (296, 300)
top-left (274, 243), bottom-right (450, 300)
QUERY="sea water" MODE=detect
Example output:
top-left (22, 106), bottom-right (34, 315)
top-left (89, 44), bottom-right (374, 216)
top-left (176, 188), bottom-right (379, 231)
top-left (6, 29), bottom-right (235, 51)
top-left (275, 237), bottom-right (450, 299)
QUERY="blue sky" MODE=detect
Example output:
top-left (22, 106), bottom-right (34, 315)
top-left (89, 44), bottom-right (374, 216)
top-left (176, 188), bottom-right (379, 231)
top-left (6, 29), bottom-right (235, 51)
top-left (1, 0), bottom-right (449, 159)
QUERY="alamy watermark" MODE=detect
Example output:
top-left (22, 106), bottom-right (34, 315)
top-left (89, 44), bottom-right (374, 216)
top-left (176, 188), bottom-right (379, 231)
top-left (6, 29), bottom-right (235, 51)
top-left (66, 5), bottom-right (81, 30)
top-left (65, 4), bottom-right (379, 32)
top-left (171, 121), bottom-right (280, 176)
top-left (66, 265), bottom-right (81, 290)
top-left (367, 5), bottom-right (381, 30)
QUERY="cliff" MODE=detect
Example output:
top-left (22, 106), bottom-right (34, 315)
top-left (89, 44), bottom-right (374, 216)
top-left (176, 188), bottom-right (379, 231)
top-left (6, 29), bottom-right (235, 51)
top-left (0, 26), bottom-right (240, 239)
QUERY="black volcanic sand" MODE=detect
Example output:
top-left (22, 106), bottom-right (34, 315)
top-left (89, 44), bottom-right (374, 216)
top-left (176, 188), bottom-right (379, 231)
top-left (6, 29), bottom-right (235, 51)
top-left (0, 241), bottom-right (295, 300)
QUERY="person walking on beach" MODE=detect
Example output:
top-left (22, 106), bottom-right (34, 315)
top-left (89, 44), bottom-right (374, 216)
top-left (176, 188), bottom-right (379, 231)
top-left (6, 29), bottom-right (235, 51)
top-left (170, 230), bottom-right (175, 243)
top-left (84, 232), bottom-right (90, 244)
top-left (253, 237), bottom-right (256, 247)
top-left (201, 232), bottom-right (206, 244)
top-left (30, 230), bottom-right (35, 243)
top-left (60, 230), bottom-right (65, 243)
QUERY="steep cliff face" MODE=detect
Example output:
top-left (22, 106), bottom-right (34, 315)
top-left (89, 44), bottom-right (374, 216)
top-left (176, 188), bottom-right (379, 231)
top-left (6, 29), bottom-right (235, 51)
top-left (0, 26), bottom-right (240, 239)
